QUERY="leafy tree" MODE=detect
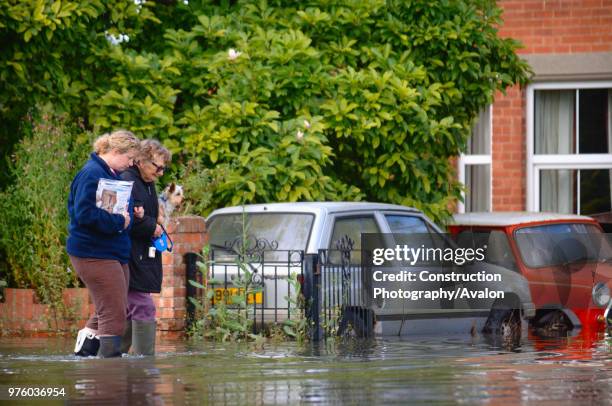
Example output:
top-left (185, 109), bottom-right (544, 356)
top-left (1, 0), bottom-right (530, 223)
top-left (87, 0), bottom-right (530, 220)
top-left (0, 0), bottom-right (158, 185)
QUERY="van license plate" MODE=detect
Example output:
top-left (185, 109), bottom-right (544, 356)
top-left (212, 288), bottom-right (263, 305)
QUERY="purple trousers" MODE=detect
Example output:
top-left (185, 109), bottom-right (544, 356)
top-left (127, 290), bottom-right (156, 322)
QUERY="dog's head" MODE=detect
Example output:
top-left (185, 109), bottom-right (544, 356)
top-left (162, 183), bottom-right (184, 209)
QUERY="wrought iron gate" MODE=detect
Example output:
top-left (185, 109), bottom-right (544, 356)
top-left (185, 235), bottom-right (370, 340)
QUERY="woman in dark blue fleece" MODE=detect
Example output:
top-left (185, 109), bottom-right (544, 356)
top-left (67, 130), bottom-right (140, 358)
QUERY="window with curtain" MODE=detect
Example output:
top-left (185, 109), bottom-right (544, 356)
top-left (458, 107), bottom-right (491, 213)
top-left (532, 87), bottom-right (612, 215)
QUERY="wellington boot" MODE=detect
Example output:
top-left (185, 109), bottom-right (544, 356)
top-left (98, 335), bottom-right (122, 358)
top-left (119, 321), bottom-right (133, 354)
top-left (132, 320), bottom-right (156, 356)
top-left (74, 328), bottom-right (99, 357)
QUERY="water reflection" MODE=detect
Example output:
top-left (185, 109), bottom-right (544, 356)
top-left (1, 333), bottom-right (611, 404)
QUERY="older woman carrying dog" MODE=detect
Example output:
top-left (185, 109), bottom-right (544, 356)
top-left (119, 139), bottom-right (171, 355)
top-left (68, 130), bottom-right (140, 358)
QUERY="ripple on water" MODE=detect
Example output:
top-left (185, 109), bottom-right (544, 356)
top-left (1, 333), bottom-right (611, 404)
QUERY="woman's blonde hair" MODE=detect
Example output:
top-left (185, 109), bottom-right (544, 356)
top-left (93, 129), bottom-right (140, 155)
top-left (138, 139), bottom-right (171, 164)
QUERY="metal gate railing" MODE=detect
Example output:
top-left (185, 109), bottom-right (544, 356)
top-left (186, 236), bottom-right (305, 334)
top-left (185, 235), bottom-right (369, 340)
top-left (315, 237), bottom-right (372, 340)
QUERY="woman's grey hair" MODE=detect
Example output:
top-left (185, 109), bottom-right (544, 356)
top-left (138, 139), bottom-right (171, 164)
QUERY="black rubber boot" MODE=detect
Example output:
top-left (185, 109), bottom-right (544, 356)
top-left (119, 321), bottom-right (133, 354)
top-left (98, 336), bottom-right (122, 358)
top-left (132, 321), bottom-right (156, 356)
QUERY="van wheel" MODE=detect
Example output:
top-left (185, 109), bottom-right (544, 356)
top-left (483, 308), bottom-right (521, 347)
top-left (338, 308), bottom-right (373, 338)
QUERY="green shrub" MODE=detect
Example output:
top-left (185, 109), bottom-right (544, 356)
top-left (1, 1), bottom-right (531, 222)
top-left (187, 244), bottom-right (264, 342)
top-left (178, 159), bottom-right (234, 217)
top-left (87, 0), bottom-right (530, 222)
top-left (0, 1), bottom-right (157, 189)
top-left (0, 111), bottom-right (92, 308)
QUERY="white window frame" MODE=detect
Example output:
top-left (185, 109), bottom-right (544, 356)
top-left (457, 105), bottom-right (493, 213)
top-left (526, 81), bottom-right (612, 212)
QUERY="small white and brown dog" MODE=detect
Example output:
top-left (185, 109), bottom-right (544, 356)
top-left (158, 183), bottom-right (184, 227)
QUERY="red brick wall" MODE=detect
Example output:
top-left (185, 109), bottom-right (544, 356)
top-left (0, 288), bottom-right (94, 334)
top-left (492, 86), bottom-right (526, 211)
top-left (499, 0), bottom-right (612, 54)
top-left (0, 216), bottom-right (207, 335)
top-left (490, 0), bottom-right (612, 211)
top-left (152, 216), bottom-right (207, 332)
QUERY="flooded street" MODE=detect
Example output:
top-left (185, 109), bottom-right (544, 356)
top-left (1, 333), bottom-right (612, 404)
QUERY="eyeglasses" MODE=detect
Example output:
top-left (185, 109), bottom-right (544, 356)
top-left (150, 160), bottom-right (166, 173)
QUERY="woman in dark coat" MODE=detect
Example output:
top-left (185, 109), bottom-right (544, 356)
top-left (120, 139), bottom-right (171, 355)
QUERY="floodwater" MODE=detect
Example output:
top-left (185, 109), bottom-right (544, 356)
top-left (1, 332), bottom-right (612, 405)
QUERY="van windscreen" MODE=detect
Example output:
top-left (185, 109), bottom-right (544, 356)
top-left (207, 213), bottom-right (314, 261)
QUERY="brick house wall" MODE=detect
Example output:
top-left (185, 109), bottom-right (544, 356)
top-left (499, 0), bottom-right (612, 55)
top-left (152, 216), bottom-right (207, 332)
top-left (490, 0), bottom-right (612, 211)
top-left (0, 288), bottom-right (95, 334)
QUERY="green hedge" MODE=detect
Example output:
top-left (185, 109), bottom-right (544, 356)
top-left (1, 1), bottom-right (531, 223)
top-left (89, 1), bottom-right (531, 222)
top-left (0, 111), bottom-right (91, 305)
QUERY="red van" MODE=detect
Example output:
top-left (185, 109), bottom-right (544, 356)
top-left (450, 212), bottom-right (612, 334)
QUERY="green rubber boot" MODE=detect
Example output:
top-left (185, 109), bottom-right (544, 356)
top-left (98, 336), bottom-right (122, 358)
top-left (119, 320), bottom-right (132, 354)
top-left (132, 320), bottom-right (156, 356)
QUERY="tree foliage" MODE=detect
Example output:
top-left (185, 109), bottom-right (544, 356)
top-left (1, 0), bottom-right (530, 222)
top-left (0, 0), bottom-right (158, 186)
top-left (0, 111), bottom-right (91, 302)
